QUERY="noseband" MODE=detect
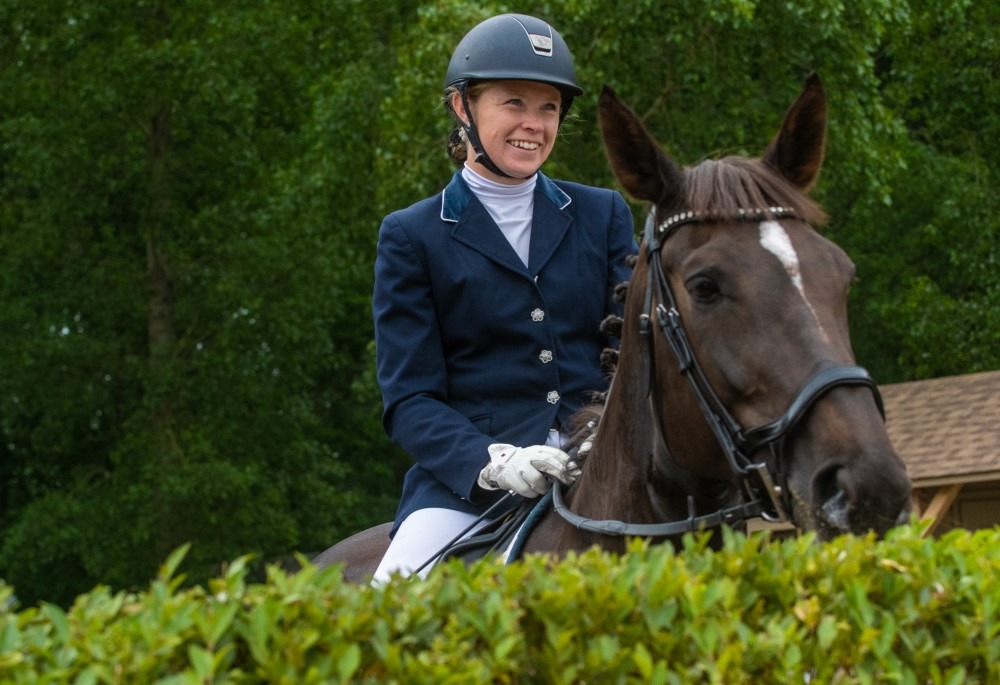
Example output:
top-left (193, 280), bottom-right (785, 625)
top-left (552, 207), bottom-right (885, 537)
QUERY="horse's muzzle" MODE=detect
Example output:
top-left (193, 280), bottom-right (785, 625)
top-left (811, 462), bottom-right (912, 538)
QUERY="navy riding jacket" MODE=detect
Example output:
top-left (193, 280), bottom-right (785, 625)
top-left (374, 170), bottom-right (637, 535)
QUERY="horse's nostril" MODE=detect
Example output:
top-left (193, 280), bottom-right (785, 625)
top-left (813, 465), bottom-right (848, 505)
top-left (813, 465), bottom-right (854, 531)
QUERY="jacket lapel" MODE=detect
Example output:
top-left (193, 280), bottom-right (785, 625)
top-left (527, 185), bottom-right (572, 275)
top-left (451, 200), bottom-right (529, 275)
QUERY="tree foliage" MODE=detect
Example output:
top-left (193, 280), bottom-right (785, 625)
top-left (0, 0), bottom-right (995, 605)
top-left (0, 0), bottom-right (413, 605)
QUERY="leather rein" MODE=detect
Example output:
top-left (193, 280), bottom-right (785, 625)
top-left (552, 207), bottom-right (885, 537)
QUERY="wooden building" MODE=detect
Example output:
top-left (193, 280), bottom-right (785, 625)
top-left (882, 369), bottom-right (1000, 534)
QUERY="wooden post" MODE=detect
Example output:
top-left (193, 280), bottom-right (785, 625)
top-left (920, 483), bottom-right (963, 537)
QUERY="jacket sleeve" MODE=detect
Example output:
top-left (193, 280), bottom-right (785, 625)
top-left (372, 213), bottom-right (497, 503)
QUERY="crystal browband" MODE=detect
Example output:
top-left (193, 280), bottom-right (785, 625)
top-left (655, 206), bottom-right (798, 240)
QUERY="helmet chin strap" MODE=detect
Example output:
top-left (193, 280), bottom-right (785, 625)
top-left (458, 86), bottom-right (532, 181)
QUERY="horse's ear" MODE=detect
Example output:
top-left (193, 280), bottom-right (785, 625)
top-left (598, 85), bottom-right (682, 204)
top-left (762, 73), bottom-right (827, 192)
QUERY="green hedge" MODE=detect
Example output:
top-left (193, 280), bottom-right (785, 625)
top-left (1, 526), bottom-right (997, 684)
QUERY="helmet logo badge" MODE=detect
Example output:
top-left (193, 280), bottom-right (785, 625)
top-left (528, 34), bottom-right (553, 56)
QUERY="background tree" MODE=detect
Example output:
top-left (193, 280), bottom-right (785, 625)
top-left (839, 0), bottom-right (999, 378)
top-left (0, 0), bottom-right (414, 605)
top-left (1, 0), bottom-right (995, 606)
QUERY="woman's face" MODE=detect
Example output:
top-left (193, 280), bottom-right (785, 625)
top-left (456, 80), bottom-right (562, 184)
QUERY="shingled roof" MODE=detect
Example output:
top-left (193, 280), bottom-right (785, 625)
top-left (881, 370), bottom-right (1000, 486)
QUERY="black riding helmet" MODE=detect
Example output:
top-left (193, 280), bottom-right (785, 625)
top-left (445, 14), bottom-right (582, 178)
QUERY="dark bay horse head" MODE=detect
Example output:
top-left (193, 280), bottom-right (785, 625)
top-left (558, 74), bottom-right (912, 543)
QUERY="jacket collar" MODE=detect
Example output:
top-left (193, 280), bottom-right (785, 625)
top-left (441, 170), bottom-right (573, 276)
top-left (440, 169), bottom-right (571, 223)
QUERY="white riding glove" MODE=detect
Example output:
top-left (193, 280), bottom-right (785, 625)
top-left (477, 443), bottom-right (580, 498)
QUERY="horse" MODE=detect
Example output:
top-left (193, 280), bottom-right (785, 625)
top-left (313, 74), bottom-right (912, 581)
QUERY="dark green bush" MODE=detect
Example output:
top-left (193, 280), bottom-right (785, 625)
top-left (1, 525), bottom-right (997, 683)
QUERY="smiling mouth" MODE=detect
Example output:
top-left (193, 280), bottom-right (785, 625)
top-left (509, 140), bottom-right (541, 151)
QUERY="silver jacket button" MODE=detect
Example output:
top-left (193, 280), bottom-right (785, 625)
top-left (539, 350), bottom-right (553, 364)
top-left (546, 391), bottom-right (560, 404)
top-left (530, 308), bottom-right (545, 322)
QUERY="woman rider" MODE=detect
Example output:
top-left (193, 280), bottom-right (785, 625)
top-left (372, 14), bottom-right (637, 582)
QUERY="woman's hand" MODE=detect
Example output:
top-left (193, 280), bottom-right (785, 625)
top-left (477, 444), bottom-right (580, 497)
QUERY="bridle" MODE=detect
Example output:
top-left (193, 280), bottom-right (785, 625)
top-left (552, 206), bottom-right (885, 537)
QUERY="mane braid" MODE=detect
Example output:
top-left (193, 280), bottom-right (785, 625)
top-left (564, 405), bottom-right (603, 466)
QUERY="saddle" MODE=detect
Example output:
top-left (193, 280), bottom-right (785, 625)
top-left (438, 491), bottom-right (553, 567)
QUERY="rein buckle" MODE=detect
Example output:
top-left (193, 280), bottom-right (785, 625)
top-left (746, 462), bottom-right (790, 523)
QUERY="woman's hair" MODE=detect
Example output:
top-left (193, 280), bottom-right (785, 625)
top-left (447, 128), bottom-right (468, 166)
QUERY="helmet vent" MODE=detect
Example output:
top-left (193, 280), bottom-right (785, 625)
top-left (528, 34), bottom-right (553, 56)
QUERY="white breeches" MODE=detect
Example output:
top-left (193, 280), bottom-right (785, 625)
top-left (371, 507), bottom-right (489, 584)
top-left (372, 429), bottom-right (566, 585)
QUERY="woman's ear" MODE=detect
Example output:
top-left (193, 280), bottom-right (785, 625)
top-left (450, 91), bottom-right (470, 126)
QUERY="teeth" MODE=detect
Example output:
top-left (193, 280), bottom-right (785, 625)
top-left (509, 140), bottom-right (540, 150)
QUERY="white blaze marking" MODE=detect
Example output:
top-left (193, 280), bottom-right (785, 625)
top-left (758, 220), bottom-right (827, 339)
top-left (759, 221), bottom-right (804, 292)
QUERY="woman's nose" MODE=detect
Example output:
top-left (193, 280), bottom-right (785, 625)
top-left (521, 113), bottom-right (543, 130)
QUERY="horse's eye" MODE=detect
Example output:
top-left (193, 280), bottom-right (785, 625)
top-left (687, 276), bottom-right (721, 304)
